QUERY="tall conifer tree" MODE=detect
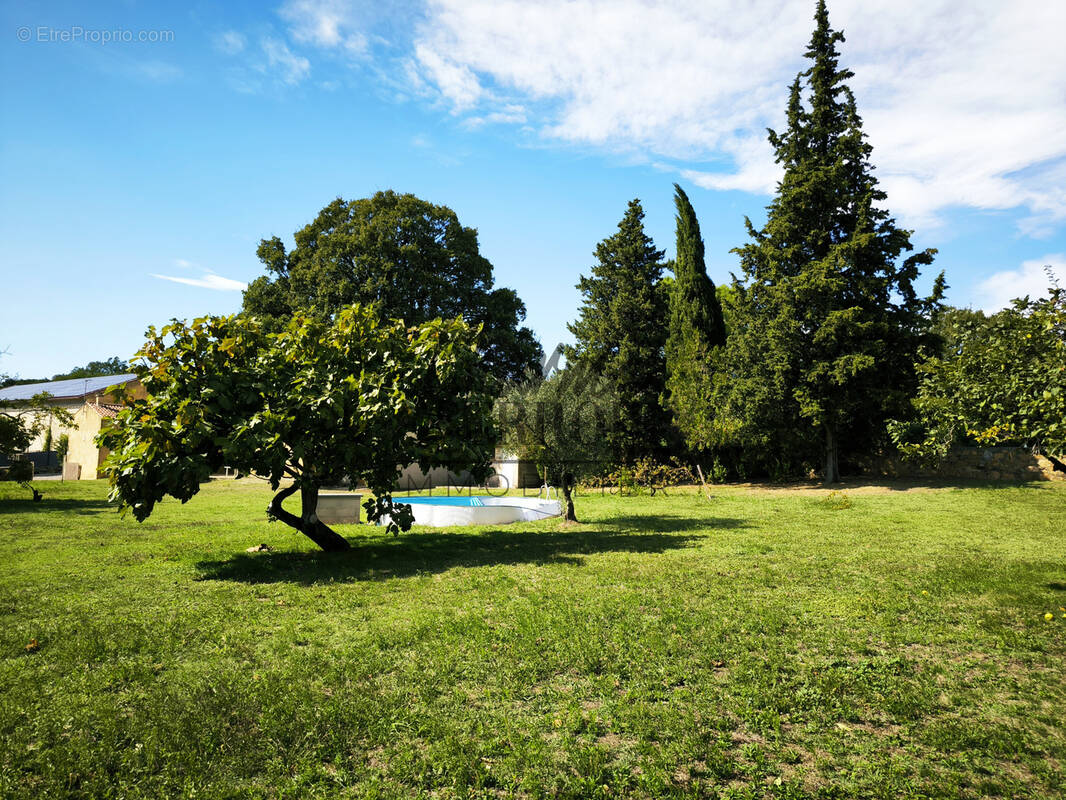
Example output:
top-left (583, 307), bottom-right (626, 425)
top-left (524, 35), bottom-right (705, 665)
top-left (665, 184), bottom-right (727, 451)
top-left (567, 199), bottom-right (670, 463)
top-left (721, 0), bottom-right (943, 482)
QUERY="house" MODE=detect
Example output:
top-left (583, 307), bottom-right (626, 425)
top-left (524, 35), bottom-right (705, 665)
top-left (0, 374), bottom-right (143, 479)
top-left (2, 373), bottom-right (539, 487)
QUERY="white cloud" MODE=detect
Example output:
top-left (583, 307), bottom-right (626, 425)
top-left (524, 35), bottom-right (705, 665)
top-left (413, 42), bottom-right (483, 110)
top-left (464, 103), bottom-right (527, 129)
top-left (409, 0), bottom-right (1066, 234)
top-left (214, 30), bottom-right (247, 55)
top-left (151, 273), bottom-right (247, 292)
top-left (280, 0), bottom-right (370, 56)
top-left (261, 37), bottom-right (311, 85)
top-left (972, 255), bottom-right (1064, 313)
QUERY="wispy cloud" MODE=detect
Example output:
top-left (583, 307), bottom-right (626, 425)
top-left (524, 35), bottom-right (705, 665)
top-left (151, 264), bottom-right (247, 292)
top-left (408, 133), bottom-right (462, 165)
top-left (261, 37), bottom-right (311, 85)
top-left (213, 30), bottom-right (247, 55)
top-left (971, 255), bottom-right (1064, 313)
top-left (413, 42), bottom-right (482, 111)
top-left (464, 103), bottom-right (527, 129)
top-left (280, 0), bottom-right (369, 56)
top-left (405, 0), bottom-right (1066, 235)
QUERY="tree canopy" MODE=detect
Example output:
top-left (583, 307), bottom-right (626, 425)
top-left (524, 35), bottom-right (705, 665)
top-left (715, 0), bottom-right (942, 482)
top-left (0, 395), bottom-right (73, 460)
top-left (241, 191), bottom-right (543, 386)
top-left (99, 305), bottom-right (497, 551)
top-left (890, 283), bottom-right (1066, 463)
top-left (566, 199), bottom-right (671, 463)
top-left (52, 357), bottom-right (130, 380)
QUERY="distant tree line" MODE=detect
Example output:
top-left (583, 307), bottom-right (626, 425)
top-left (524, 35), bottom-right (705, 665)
top-left (502, 0), bottom-right (1062, 487)
top-left (1, 357), bottom-right (130, 388)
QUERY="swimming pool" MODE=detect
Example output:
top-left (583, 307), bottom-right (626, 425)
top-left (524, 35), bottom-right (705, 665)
top-left (379, 495), bottom-right (562, 527)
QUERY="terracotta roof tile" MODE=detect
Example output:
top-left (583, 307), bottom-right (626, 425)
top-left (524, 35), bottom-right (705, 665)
top-left (88, 403), bottom-right (125, 418)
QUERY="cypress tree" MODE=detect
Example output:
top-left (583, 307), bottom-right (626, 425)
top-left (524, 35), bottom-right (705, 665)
top-left (567, 199), bottom-right (670, 463)
top-left (721, 0), bottom-right (943, 483)
top-left (665, 184), bottom-right (727, 451)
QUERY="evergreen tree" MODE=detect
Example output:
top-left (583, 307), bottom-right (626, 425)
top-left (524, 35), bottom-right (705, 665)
top-left (720, 0), bottom-right (943, 483)
top-left (567, 199), bottom-right (670, 463)
top-left (664, 184), bottom-right (727, 451)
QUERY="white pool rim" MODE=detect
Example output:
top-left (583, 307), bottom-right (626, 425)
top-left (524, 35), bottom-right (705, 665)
top-left (378, 496), bottom-right (562, 527)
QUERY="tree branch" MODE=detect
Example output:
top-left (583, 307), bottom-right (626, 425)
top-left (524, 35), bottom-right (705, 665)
top-left (267, 483), bottom-right (301, 528)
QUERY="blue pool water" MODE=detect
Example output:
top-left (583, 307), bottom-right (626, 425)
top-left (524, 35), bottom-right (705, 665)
top-left (395, 496), bottom-right (488, 506)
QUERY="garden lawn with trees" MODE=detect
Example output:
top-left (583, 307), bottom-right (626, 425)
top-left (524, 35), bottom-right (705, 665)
top-left (3, 2), bottom-right (1065, 797)
top-left (2, 477), bottom-right (1065, 798)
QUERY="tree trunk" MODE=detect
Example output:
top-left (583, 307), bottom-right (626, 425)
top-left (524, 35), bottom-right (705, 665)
top-left (824, 424), bottom-right (841, 485)
top-left (562, 471), bottom-right (578, 522)
top-left (268, 483), bottom-right (351, 552)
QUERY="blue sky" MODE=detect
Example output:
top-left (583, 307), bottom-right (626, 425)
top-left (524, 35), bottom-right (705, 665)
top-left (2, 0), bottom-right (1064, 379)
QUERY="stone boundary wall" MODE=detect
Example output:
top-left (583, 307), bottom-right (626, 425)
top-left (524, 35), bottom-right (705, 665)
top-left (870, 446), bottom-right (1064, 482)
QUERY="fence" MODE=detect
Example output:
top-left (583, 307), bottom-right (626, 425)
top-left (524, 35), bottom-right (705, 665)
top-left (0, 451), bottom-right (60, 474)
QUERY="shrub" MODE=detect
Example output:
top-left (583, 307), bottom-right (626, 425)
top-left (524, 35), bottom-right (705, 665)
top-left (55, 434), bottom-right (69, 466)
top-left (580, 458), bottom-right (694, 495)
top-left (819, 490), bottom-right (852, 510)
top-left (1, 460), bottom-right (33, 482)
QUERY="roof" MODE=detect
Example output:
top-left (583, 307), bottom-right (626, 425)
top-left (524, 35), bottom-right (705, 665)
top-left (87, 403), bottom-right (125, 418)
top-left (0, 374), bottom-right (137, 402)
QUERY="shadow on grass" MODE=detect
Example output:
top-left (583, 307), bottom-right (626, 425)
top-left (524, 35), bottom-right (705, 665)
top-left (195, 521), bottom-right (746, 585)
top-left (592, 515), bottom-right (739, 533)
top-left (0, 497), bottom-right (114, 515)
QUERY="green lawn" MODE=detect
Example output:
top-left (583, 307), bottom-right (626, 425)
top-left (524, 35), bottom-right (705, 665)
top-left (1, 478), bottom-right (1065, 799)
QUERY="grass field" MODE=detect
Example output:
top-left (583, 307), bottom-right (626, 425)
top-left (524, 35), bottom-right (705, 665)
top-left (1, 478), bottom-right (1065, 798)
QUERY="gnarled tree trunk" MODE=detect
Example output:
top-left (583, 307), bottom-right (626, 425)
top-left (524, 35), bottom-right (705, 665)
top-left (268, 483), bottom-right (351, 552)
top-left (561, 471), bottom-right (578, 522)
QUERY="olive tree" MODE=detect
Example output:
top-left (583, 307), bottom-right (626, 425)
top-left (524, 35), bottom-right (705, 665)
top-left (99, 305), bottom-right (496, 551)
top-left (495, 365), bottom-right (617, 522)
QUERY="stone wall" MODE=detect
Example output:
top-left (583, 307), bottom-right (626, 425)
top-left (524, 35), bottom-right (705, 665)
top-left (871, 446), bottom-right (1064, 482)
